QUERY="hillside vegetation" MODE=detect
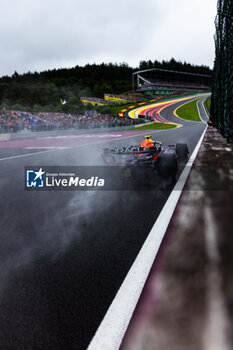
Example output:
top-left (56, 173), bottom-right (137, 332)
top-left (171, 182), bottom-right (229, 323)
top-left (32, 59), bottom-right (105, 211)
top-left (0, 59), bottom-right (212, 114)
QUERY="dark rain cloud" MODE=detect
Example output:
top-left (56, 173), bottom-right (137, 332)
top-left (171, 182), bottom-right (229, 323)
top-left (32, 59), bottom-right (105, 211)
top-left (0, 0), bottom-right (216, 77)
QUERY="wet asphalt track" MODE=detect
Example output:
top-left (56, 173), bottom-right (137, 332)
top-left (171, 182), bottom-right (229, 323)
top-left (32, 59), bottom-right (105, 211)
top-left (0, 97), bottom-right (207, 350)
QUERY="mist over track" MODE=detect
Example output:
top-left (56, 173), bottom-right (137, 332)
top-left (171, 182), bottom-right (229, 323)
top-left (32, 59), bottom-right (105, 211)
top-left (0, 96), bottom-right (207, 350)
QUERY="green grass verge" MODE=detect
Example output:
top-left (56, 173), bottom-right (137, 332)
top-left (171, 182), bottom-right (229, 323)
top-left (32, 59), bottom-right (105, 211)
top-left (176, 99), bottom-right (201, 121)
top-left (125, 123), bottom-right (176, 131)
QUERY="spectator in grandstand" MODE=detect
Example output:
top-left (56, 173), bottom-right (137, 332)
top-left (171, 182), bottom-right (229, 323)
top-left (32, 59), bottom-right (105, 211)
top-left (0, 109), bottom-right (143, 133)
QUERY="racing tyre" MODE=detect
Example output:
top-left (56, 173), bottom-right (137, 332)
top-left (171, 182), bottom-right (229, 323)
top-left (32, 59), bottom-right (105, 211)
top-left (157, 152), bottom-right (177, 187)
top-left (176, 143), bottom-right (189, 164)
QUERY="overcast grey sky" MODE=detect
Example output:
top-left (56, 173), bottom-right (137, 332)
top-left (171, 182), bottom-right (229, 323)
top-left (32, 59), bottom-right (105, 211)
top-left (0, 0), bottom-right (217, 77)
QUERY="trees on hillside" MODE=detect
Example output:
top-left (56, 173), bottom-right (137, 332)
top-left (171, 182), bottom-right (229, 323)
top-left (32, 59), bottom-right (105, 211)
top-left (139, 58), bottom-right (211, 75)
top-left (0, 59), bottom-right (212, 112)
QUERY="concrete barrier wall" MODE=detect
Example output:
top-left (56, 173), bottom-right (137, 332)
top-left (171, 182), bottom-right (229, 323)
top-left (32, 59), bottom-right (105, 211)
top-left (0, 134), bottom-right (10, 141)
top-left (0, 124), bottom-right (146, 141)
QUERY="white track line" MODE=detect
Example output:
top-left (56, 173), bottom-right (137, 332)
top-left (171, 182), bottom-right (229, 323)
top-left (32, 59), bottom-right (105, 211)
top-left (196, 99), bottom-right (204, 123)
top-left (196, 98), bottom-right (208, 123)
top-left (0, 131), bottom-right (173, 162)
top-left (87, 126), bottom-right (207, 350)
top-left (24, 146), bottom-right (67, 149)
top-left (0, 149), bottom-right (58, 161)
top-left (198, 97), bottom-right (210, 123)
top-left (157, 95), bottom-right (199, 125)
top-left (201, 98), bottom-right (210, 121)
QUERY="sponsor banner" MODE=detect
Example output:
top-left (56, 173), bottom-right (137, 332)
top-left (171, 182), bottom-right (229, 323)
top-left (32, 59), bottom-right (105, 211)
top-left (104, 95), bottom-right (129, 103)
top-left (80, 98), bottom-right (107, 106)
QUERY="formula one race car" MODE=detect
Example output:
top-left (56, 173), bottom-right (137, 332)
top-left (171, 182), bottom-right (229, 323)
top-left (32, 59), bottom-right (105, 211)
top-left (102, 136), bottom-right (189, 187)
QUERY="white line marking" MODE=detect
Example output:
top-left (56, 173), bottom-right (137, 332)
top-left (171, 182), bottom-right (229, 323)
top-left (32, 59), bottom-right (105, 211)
top-left (157, 96), bottom-right (200, 125)
top-left (87, 126), bottom-right (207, 350)
top-left (201, 98), bottom-right (210, 121)
top-left (197, 98), bottom-right (209, 123)
top-left (174, 98), bottom-right (202, 123)
top-left (0, 131), bottom-right (172, 162)
top-left (158, 108), bottom-right (184, 128)
top-left (0, 149), bottom-right (58, 161)
top-left (196, 99), bottom-right (205, 123)
top-left (24, 147), bottom-right (67, 149)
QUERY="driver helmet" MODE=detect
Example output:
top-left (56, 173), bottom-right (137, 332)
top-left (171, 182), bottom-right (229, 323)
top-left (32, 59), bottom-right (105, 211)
top-left (140, 135), bottom-right (154, 148)
top-left (144, 135), bottom-right (154, 144)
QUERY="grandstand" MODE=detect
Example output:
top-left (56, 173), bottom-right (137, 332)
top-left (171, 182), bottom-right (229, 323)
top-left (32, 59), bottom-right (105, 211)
top-left (132, 68), bottom-right (212, 94)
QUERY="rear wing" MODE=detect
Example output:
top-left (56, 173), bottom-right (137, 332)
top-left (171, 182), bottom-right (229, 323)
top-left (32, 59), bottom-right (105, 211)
top-left (103, 146), bottom-right (158, 155)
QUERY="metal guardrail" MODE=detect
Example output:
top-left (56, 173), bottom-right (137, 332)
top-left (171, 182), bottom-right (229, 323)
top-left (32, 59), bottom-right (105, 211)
top-left (211, 0), bottom-right (233, 143)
